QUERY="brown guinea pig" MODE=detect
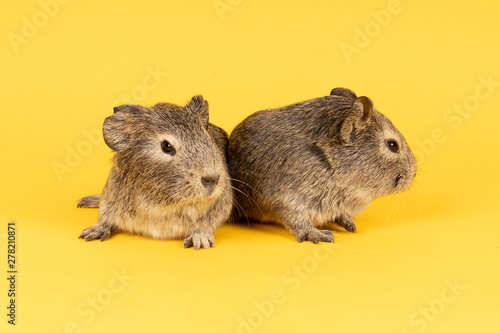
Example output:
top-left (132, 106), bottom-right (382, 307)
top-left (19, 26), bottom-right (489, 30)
top-left (77, 95), bottom-right (233, 250)
top-left (227, 88), bottom-right (416, 244)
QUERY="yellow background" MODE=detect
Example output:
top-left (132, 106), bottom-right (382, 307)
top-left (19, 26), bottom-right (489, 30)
top-left (1, 0), bottom-right (499, 332)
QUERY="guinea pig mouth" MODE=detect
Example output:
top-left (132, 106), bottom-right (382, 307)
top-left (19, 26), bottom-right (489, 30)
top-left (394, 174), bottom-right (403, 188)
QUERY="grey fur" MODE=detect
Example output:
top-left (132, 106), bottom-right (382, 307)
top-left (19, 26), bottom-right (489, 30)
top-left (227, 88), bottom-right (417, 243)
top-left (78, 95), bottom-right (233, 249)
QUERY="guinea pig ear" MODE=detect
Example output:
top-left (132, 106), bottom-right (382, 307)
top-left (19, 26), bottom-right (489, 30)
top-left (113, 104), bottom-right (145, 114)
top-left (102, 112), bottom-right (133, 151)
top-left (338, 96), bottom-right (375, 144)
top-left (186, 95), bottom-right (209, 128)
top-left (353, 96), bottom-right (374, 126)
top-left (330, 87), bottom-right (357, 100)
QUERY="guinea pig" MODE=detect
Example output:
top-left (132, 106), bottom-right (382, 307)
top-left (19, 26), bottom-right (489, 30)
top-left (227, 88), bottom-right (416, 244)
top-left (77, 95), bottom-right (233, 249)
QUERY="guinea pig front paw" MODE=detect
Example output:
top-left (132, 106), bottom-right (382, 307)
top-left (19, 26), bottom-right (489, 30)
top-left (334, 216), bottom-right (356, 233)
top-left (79, 222), bottom-right (113, 242)
top-left (184, 230), bottom-right (216, 250)
top-left (295, 227), bottom-right (334, 244)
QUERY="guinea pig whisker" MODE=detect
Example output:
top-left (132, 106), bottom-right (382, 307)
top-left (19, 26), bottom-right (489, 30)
top-left (230, 170), bottom-right (268, 188)
top-left (405, 191), bottom-right (412, 218)
top-left (407, 191), bottom-right (414, 218)
top-left (229, 176), bottom-right (261, 194)
top-left (229, 191), bottom-right (251, 225)
top-left (383, 196), bottom-right (399, 224)
top-left (387, 193), bottom-right (403, 224)
top-left (414, 172), bottom-right (428, 182)
top-left (228, 183), bottom-right (266, 220)
top-left (228, 177), bottom-right (263, 203)
top-left (412, 178), bottom-right (423, 191)
top-left (397, 194), bottom-right (402, 215)
top-left (410, 190), bottom-right (422, 217)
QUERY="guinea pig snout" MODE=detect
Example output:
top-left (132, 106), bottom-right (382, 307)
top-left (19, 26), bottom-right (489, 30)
top-left (394, 169), bottom-right (415, 192)
top-left (201, 174), bottom-right (220, 193)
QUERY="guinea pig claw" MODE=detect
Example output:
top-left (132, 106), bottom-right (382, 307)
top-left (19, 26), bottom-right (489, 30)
top-left (334, 216), bottom-right (357, 233)
top-left (183, 238), bottom-right (193, 249)
top-left (79, 222), bottom-right (112, 242)
top-left (296, 228), bottom-right (335, 244)
top-left (184, 232), bottom-right (216, 250)
top-left (321, 230), bottom-right (333, 236)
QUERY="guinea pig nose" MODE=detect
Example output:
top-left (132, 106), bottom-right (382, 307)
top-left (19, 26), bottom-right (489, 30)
top-left (201, 175), bottom-right (220, 188)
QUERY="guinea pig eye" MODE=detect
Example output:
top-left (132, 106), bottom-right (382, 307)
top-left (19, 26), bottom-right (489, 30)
top-left (386, 139), bottom-right (399, 153)
top-left (161, 140), bottom-right (176, 156)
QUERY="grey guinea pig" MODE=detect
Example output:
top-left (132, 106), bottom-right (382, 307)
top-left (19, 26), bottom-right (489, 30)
top-left (77, 95), bottom-right (233, 250)
top-left (227, 88), bottom-right (417, 244)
